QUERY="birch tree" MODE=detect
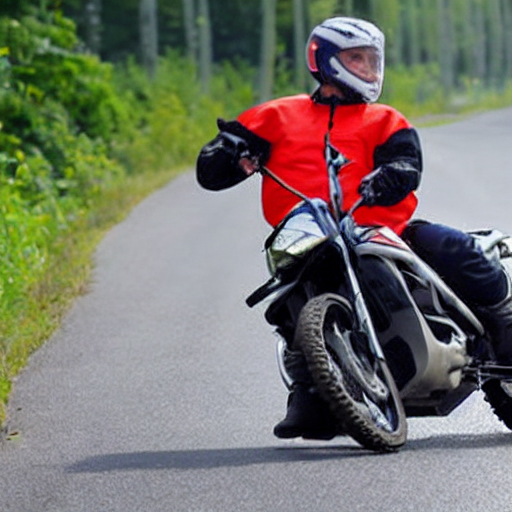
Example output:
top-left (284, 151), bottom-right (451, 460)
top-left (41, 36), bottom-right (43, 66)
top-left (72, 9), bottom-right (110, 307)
top-left (472, 0), bottom-right (487, 83)
top-left (418, 0), bottom-right (438, 64)
top-left (503, 0), bottom-right (512, 80)
top-left (139, 0), bottom-right (158, 78)
top-left (183, 0), bottom-right (198, 64)
top-left (486, 0), bottom-right (505, 87)
top-left (84, 0), bottom-right (102, 54)
top-left (454, 0), bottom-right (474, 79)
top-left (197, 0), bottom-right (212, 93)
top-left (307, 0), bottom-right (338, 28)
top-left (437, 0), bottom-right (455, 91)
top-left (339, 0), bottom-right (354, 16)
top-left (404, 0), bottom-right (420, 66)
top-left (372, 0), bottom-right (401, 66)
top-left (259, 0), bottom-right (277, 102)
top-left (293, 0), bottom-right (307, 90)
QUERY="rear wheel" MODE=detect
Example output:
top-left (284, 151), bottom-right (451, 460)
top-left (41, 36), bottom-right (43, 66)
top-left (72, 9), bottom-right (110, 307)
top-left (295, 293), bottom-right (407, 452)
top-left (482, 379), bottom-right (512, 429)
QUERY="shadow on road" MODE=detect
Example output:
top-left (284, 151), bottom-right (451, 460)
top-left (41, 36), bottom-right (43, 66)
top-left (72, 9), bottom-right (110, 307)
top-left (67, 432), bottom-right (511, 473)
top-left (405, 431), bottom-right (511, 451)
top-left (67, 444), bottom-right (365, 473)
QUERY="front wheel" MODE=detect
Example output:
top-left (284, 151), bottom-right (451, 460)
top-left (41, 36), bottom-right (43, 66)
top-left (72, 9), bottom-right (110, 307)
top-left (295, 293), bottom-right (407, 452)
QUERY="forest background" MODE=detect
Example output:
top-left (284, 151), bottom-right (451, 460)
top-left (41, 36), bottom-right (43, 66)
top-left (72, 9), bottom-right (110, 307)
top-left (1, 0), bottom-right (512, 426)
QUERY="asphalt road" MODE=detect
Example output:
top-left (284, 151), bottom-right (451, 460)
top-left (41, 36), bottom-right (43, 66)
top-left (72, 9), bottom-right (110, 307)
top-left (1, 107), bottom-right (512, 512)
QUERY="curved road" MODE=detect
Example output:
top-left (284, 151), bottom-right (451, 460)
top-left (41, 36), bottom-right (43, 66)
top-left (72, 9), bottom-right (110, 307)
top-left (1, 108), bottom-right (512, 512)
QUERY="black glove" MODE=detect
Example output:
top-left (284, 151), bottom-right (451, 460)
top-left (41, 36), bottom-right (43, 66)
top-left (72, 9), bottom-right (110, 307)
top-left (358, 163), bottom-right (420, 207)
top-left (217, 118), bottom-right (270, 167)
top-left (196, 119), bottom-right (271, 190)
top-left (219, 131), bottom-right (263, 175)
top-left (218, 131), bottom-right (251, 159)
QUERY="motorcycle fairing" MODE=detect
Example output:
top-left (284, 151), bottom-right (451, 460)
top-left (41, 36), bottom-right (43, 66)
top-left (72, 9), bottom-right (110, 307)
top-left (262, 239), bottom-right (351, 337)
top-left (356, 255), bottom-right (470, 399)
top-left (247, 200), bottom-right (358, 343)
top-left (352, 227), bottom-right (488, 413)
top-left (263, 200), bottom-right (334, 275)
top-left (247, 199), bottom-right (349, 308)
top-left (354, 227), bottom-right (484, 337)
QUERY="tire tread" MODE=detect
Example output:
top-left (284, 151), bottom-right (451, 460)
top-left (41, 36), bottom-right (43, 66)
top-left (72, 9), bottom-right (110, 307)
top-left (296, 293), bottom-right (407, 452)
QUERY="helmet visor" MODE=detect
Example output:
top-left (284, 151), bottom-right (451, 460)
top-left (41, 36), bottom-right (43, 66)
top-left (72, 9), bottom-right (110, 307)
top-left (338, 46), bottom-right (382, 84)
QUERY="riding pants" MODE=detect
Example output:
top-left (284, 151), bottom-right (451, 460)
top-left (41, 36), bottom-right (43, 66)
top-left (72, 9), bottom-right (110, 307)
top-left (401, 220), bottom-right (508, 307)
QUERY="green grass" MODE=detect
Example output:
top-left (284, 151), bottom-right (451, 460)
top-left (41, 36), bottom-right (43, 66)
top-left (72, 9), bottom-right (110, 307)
top-left (0, 167), bottom-right (180, 427)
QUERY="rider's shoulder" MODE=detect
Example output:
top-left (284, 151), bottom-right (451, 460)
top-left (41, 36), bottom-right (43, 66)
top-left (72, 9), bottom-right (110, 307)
top-left (238, 94), bottom-right (312, 124)
top-left (366, 102), bottom-right (408, 119)
top-left (258, 94), bottom-right (312, 111)
top-left (363, 102), bottom-right (412, 128)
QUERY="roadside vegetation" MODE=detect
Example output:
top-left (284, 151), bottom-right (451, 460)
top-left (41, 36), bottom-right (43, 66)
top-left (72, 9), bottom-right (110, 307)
top-left (1, 6), bottom-right (512, 427)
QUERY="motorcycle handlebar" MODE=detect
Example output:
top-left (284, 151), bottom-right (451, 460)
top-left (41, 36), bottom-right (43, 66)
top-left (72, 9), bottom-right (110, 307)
top-left (348, 197), bottom-right (365, 216)
top-left (258, 165), bottom-right (367, 219)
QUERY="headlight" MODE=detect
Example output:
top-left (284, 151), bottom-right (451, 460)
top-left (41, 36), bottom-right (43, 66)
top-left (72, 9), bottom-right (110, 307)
top-left (266, 212), bottom-right (328, 274)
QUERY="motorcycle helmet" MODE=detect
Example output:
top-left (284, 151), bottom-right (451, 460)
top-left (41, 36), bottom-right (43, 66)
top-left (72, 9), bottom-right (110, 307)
top-left (306, 17), bottom-right (385, 103)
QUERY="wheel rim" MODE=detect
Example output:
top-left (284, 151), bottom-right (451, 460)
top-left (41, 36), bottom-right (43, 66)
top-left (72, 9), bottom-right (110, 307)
top-left (323, 301), bottom-right (401, 434)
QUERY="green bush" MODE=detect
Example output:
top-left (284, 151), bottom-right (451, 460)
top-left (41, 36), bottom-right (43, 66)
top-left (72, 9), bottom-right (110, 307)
top-left (0, 11), bottom-right (130, 419)
top-left (0, 14), bottom-right (130, 143)
top-left (382, 64), bottom-right (446, 116)
top-left (111, 51), bottom-right (254, 174)
top-left (382, 63), bottom-right (512, 119)
top-left (0, 11), bottom-right (259, 424)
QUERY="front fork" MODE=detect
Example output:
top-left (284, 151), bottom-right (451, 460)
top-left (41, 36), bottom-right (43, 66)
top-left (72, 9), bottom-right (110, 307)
top-left (276, 336), bottom-right (293, 390)
top-left (333, 225), bottom-right (386, 361)
top-left (274, 228), bottom-right (385, 390)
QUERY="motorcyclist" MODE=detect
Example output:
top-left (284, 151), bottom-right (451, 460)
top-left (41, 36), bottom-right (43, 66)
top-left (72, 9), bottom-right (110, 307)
top-left (196, 17), bottom-right (512, 440)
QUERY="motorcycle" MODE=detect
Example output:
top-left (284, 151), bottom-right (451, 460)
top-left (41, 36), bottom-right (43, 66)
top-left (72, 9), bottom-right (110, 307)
top-left (244, 133), bottom-right (512, 452)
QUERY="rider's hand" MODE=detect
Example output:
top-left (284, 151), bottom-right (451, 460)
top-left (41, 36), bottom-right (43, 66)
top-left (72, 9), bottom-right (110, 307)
top-left (358, 163), bottom-right (419, 207)
top-left (239, 155), bottom-right (260, 176)
top-left (217, 130), bottom-right (262, 176)
top-left (358, 168), bottom-right (387, 206)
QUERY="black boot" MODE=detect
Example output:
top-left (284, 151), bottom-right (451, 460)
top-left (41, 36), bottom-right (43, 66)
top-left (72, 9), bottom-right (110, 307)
top-left (273, 348), bottom-right (338, 440)
top-left (273, 384), bottom-right (339, 440)
top-left (474, 280), bottom-right (512, 365)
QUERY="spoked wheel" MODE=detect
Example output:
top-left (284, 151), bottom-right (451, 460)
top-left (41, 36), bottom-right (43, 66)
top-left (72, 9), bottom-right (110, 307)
top-left (295, 293), bottom-right (407, 452)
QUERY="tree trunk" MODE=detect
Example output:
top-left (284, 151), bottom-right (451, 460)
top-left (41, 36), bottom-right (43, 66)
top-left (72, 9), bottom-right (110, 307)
top-left (293, 0), bottom-right (307, 90)
top-left (197, 0), bottom-right (212, 94)
top-left (183, 0), bottom-right (198, 64)
top-left (472, 0), bottom-right (487, 83)
top-left (419, 0), bottom-right (437, 64)
top-left (458, 0), bottom-right (474, 79)
top-left (259, 0), bottom-right (277, 103)
top-left (139, 0), bottom-right (158, 79)
top-left (486, 0), bottom-right (505, 87)
top-left (372, 0), bottom-right (401, 66)
top-left (437, 0), bottom-right (454, 91)
top-left (503, 0), bottom-right (512, 80)
top-left (405, 0), bottom-right (420, 66)
top-left (341, 0), bottom-right (354, 16)
top-left (84, 0), bottom-right (102, 54)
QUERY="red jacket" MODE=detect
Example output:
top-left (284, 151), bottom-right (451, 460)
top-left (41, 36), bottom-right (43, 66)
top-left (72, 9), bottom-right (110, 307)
top-left (237, 94), bottom-right (419, 235)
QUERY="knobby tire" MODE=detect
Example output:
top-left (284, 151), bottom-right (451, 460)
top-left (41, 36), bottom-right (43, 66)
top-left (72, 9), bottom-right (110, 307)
top-left (295, 293), bottom-right (407, 452)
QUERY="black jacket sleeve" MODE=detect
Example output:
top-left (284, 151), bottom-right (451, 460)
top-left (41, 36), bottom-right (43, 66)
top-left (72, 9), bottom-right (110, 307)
top-left (371, 127), bottom-right (423, 204)
top-left (196, 118), bottom-right (271, 191)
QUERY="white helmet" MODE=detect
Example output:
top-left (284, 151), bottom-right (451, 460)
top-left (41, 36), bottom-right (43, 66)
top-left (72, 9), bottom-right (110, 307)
top-left (306, 17), bottom-right (385, 103)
